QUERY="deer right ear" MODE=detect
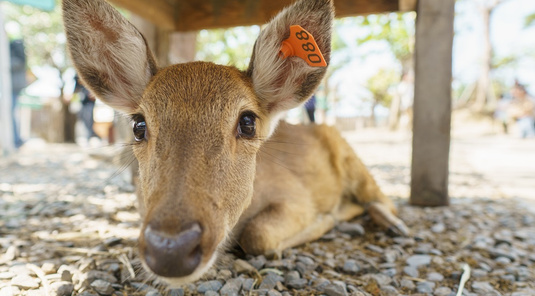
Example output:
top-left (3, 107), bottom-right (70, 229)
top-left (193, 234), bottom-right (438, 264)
top-left (247, 0), bottom-right (333, 118)
top-left (63, 0), bottom-right (157, 114)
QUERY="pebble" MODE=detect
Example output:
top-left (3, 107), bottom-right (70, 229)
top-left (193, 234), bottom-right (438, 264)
top-left (434, 286), bottom-right (453, 296)
top-left (323, 282), bottom-right (348, 296)
top-left (342, 259), bottom-right (360, 274)
top-left (403, 265), bottom-right (419, 277)
top-left (336, 222), bottom-right (365, 237)
top-left (90, 279), bottom-right (114, 296)
top-left (427, 272), bottom-right (445, 282)
top-left (400, 279), bottom-right (415, 290)
top-left (50, 281), bottom-right (74, 296)
top-left (11, 274), bottom-right (40, 289)
top-left (259, 272), bottom-right (284, 290)
top-left (248, 255), bottom-right (267, 270)
top-left (197, 280), bottom-right (223, 293)
top-left (406, 254), bottom-right (432, 267)
top-left (220, 278), bottom-right (242, 296)
top-left (416, 281), bottom-right (435, 294)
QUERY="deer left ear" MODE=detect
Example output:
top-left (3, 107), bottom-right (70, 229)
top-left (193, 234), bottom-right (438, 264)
top-left (246, 0), bottom-right (333, 117)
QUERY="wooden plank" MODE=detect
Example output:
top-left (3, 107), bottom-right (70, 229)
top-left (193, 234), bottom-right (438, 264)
top-left (108, 0), bottom-right (176, 30)
top-left (410, 0), bottom-right (455, 206)
top-left (174, 0), bottom-right (403, 31)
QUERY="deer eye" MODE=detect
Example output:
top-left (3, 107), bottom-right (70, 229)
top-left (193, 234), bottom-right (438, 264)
top-left (237, 112), bottom-right (256, 138)
top-left (133, 116), bottom-right (147, 142)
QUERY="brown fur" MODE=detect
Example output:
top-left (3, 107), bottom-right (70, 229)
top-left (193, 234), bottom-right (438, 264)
top-left (63, 0), bottom-right (408, 286)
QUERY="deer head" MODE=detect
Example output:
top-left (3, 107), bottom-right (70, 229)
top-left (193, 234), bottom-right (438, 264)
top-left (63, 0), bottom-right (332, 285)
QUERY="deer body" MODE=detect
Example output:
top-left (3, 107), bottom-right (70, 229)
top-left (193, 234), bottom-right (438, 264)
top-left (63, 0), bottom-right (407, 286)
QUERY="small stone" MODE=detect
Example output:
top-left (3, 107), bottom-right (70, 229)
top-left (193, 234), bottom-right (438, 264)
top-left (287, 278), bottom-right (307, 290)
top-left (312, 278), bottom-right (330, 291)
top-left (90, 279), bottom-right (114, 296)
top-left (297, 255), bottom-right (315, 265)
top-left (403, 266), bottom-right (419, 278)
top-left (0, 271), bottom-right (16, 280)
top-left (431, 223), bottom-right (446, 233)
top-left (416, 281), bottom-right (435, 294)
top-left (259, 272), bottom-right (284, 290)
top-left (285, 270), bottom-right (300, 282)
top-left (495, 256), bottom-right (512, 264)
top-left (248, 255), bottom-right (267, 270)
top-left (342, 259), bottom-right (360, 274)
top-left (365, 244), bottom-right (383, 254)
top-left (360, 274), bottom-right (392, 286)
top-left (267, 290), bottom-right (282, 296)
top-left (400, 279), bottom-right (415, 290)
top-left (61, 270), bottom-right (72, 282)
top-left (204, 291), bottom-right (218, 296)
top-left (220, 278), bottom-right (242, 296)
top-left (381, 268), bottom-right (396, 277)
top-left (0, 286), bottom-right (21, 296)
top-left (427, 272), bottom-right (444, 282)
top-left (11, 274), bottom-right (40, 289)
top-left (324, 283), bottom-right (348, 296)
top-left (41, 262), bottom-right (57, 275)
top-left (216, 269), bottom-right (233, 281)
top-left (242, 278), bottom-right (255, 291)
top-left (167, 288), bottom-right (184, 296)
top-left (414, 243), bottom-right (433, 254)
top-left (406, 255), bottom-right (432, 267)
top-left (197, 280), bottom-right (223, 293)
top-left (336, 222), bottom-right (365, 237)
top-left (434, 286), bottom-right (452, 296)
top-left (472, 281), bottom-right (501, 295)
top-left (103, 237), bottom-right (122, 247)
top-left (234, 259), bottom-right (256, 273)
top-left (50, 281), bottom-right (74, 296)
top-left (380, 285), bottom-right (398, 296)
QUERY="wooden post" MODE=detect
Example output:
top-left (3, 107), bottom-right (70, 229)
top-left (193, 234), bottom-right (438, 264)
top-left (410, 0), bottom-right (454, 206)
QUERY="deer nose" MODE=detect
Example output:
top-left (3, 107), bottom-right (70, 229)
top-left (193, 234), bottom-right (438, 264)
top-left (142, 222), bottom-right (202, 277)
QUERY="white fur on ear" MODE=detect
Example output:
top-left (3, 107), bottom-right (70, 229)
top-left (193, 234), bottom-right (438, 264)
top-left (63, 0), bottom-right (157, 113)
top-left (247, 0), bottom-right (333, 116)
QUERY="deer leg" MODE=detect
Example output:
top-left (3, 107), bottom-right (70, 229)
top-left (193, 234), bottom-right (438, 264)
top-left (342, 144), bottom-right (409, 236)
top-left (239, 194), bottom-right (328, 256)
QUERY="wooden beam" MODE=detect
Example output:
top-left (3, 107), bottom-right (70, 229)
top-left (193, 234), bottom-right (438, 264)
top-left (174, 0), bottom-right (406, 32)
top-left (108, 0), bottom-right (176, 31)
top-left (410, 0), bottom-right (455, 206)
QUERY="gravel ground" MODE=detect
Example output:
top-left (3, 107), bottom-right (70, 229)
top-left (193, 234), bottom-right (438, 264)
top-left (0, 131), bottom-right (534, 296)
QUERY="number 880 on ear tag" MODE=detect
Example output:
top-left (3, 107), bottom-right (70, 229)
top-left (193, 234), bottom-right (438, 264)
top-left (279, 25), bottom-right (327, 67)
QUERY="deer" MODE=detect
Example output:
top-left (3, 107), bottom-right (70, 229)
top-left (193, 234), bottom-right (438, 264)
top-left (63, 0), bottom-right (408, 286)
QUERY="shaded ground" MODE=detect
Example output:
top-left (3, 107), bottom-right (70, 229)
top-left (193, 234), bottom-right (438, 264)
top-left (0, 130), bottom-right (534, 296)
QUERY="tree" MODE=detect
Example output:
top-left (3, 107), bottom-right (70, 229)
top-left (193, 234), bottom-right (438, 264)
top-left (364, 68), bottom-right (399, 126)
top-left (525, 12), bottom-right (535, 27)
top-left (353, 12), bottom-right (416, 129)
top-left (195, 26), bottom-right (260, 70)
top-left (3, 0), bottom-right (76, 142)
top-left (472, 0), bottom-right (509, 112)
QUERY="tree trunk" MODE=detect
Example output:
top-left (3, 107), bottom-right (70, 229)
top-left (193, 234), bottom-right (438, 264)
top-left (474, 6), bottom-right (493, 111)
top-left (61, 89), bottom-right (76, 143)
top-left (410, 0), bottom-right (454, 207)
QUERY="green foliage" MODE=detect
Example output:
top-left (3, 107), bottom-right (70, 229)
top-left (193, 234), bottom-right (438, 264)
top-left (195, 26), bottom-right (260, 70)
top-left (525, 12), bottom-right (535, 27)
top-left (365, 68), bottom-right (399, 106)
top-left (3, 0), bottom-right (67, 71)
top-left (354, 12), bottom-right (416, 69)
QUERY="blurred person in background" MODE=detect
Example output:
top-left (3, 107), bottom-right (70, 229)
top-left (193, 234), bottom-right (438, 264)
top-left (10, 39), bottom-right (27, 148)
top-left (305, 94), bottom-right (316, 123)
top-left (74, 75), bottom-right (99, 141)
top-left (508, 81), bottom-right (535, 138)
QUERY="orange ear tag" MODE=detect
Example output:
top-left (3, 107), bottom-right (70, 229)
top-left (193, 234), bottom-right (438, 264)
top-left (280, 25), bottom-right (327, 67)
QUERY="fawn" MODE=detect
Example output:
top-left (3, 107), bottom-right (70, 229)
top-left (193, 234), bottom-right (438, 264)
top-left (63, 0), bottom-right (408, 285)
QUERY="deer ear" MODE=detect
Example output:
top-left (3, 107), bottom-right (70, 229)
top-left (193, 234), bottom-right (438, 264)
top-left (247, 0), bottom-right (333, 116)
top-left (63, 0), bottom-right (157, 114)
